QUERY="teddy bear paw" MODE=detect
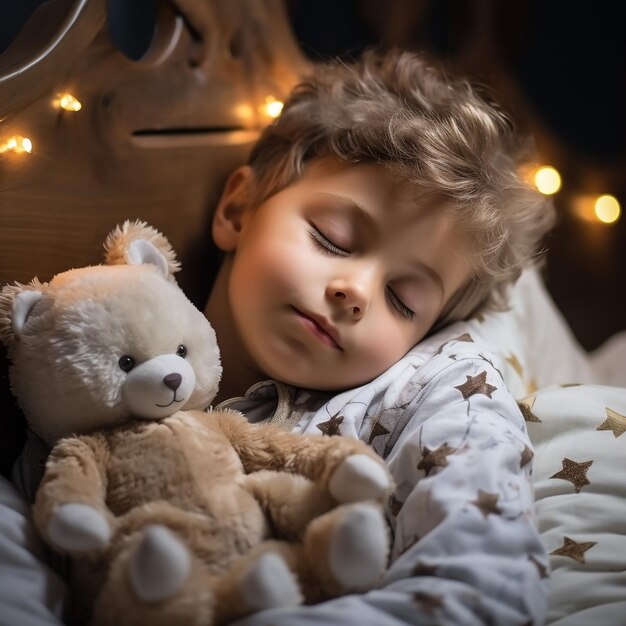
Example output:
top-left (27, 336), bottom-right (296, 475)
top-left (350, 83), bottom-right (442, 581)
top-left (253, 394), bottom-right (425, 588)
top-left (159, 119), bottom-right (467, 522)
top-left (128, 525), bottom-right (191, 602)
top-left (328, 503), bottom-right (388, 591)
top-left (329, 454), bottom-right (391, 503)
top-left (48, 503), bottom-right (111, 553)
top-left (239, 553), bottom-right (302, 611)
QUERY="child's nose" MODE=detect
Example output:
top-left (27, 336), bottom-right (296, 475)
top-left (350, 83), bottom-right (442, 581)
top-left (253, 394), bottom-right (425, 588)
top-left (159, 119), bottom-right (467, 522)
top-left (326, 279), bottom-right (370, 320)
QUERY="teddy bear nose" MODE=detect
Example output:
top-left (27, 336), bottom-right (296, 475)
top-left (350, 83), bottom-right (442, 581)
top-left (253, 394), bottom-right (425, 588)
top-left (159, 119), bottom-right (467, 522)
top-left (163, 373), bottom-right (182, 391)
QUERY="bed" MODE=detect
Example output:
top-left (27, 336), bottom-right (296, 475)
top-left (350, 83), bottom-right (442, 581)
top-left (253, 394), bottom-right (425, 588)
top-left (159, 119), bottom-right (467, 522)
top-left (1, 1), bottom-right (625, 624)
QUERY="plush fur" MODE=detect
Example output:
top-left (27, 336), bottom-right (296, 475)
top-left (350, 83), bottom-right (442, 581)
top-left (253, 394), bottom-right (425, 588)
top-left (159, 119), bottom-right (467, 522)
top-left (0, 221), bottom-right (392, 626)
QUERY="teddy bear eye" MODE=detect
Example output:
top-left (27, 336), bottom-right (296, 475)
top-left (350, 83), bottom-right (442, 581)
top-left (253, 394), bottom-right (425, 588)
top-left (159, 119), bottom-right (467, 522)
top-left (176, 344), bottom-right (188, 358)
top-left (118, 355), bottom-right (136, 372)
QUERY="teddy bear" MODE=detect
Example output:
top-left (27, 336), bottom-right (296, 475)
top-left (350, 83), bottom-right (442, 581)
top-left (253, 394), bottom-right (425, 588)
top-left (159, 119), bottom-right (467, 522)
top-left (0, 221), bottom-right (393, 626)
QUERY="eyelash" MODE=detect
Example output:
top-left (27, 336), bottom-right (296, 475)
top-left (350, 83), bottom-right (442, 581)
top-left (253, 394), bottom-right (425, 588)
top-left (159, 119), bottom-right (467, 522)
top-left (309, 227), bottom-right (350, 256)
top-left (386, 286), bottom-right (415, 320)
top-left (308, 227), bottom-right (416, 321)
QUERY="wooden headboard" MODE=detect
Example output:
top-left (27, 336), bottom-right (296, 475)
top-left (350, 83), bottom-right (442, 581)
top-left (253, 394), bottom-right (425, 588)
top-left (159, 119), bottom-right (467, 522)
top-left (0, 0), bottom-right (308, 475)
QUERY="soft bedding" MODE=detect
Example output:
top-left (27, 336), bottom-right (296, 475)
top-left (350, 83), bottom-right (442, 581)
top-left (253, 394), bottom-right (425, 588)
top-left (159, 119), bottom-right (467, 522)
top-left (0, 269), bottom-right (624, 625)
top-left (0, 476), bottom-right (65, 626)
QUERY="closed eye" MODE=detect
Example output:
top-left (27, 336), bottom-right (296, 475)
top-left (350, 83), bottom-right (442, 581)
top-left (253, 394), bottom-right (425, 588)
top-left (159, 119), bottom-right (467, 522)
top-left (386, 286), bottom-right (415, 321)
top-left (308, 227), bottom-right (350, 256)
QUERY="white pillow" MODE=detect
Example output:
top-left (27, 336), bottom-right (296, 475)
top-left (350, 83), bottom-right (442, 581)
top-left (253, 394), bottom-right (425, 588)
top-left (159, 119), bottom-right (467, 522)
top-left (0, 476), bottom-right (66, 625)
top-left (523, 384), bottom-right (626, 625)
top-left (466, 268), bottom-right (596, 399)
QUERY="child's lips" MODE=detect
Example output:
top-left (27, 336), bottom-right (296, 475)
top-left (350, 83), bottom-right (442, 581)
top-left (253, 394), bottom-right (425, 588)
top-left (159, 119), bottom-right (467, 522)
top-left (292, 307), bottom-right (343, 350)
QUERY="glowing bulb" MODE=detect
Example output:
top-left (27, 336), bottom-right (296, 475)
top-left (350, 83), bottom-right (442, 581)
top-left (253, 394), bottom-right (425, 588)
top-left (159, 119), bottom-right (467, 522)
top-left (262, 96), bottom-right (283, 119)
top-left (594, 195), bottom-right (621, 224)
top-left (54, 93), bottom-right (82, 111)
top-left (0, 135), bottom-right (33, 154)
top-left (533, 166), bottom-right (561, 195)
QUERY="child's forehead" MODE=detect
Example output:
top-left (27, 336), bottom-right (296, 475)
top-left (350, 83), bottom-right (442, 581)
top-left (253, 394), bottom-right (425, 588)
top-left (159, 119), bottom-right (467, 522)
top-left (294, 157), bottom-right (449, 226)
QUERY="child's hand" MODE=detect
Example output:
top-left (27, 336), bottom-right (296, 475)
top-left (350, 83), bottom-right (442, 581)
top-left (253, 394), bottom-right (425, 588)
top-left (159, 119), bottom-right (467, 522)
top-left (328, 454), bottom-right (392, 503)
top-left (47, 503), bottom-right (111, 553)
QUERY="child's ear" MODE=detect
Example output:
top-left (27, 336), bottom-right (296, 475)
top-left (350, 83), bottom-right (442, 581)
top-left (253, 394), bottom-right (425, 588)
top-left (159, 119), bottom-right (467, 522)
top-left (212, 166), bottom-right (255, 252)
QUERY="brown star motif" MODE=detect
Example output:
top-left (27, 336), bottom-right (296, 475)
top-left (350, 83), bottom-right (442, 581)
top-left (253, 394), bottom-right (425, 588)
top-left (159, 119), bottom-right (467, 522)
top-left (417, 442), bottom-right (458, 476)
top-left (399, 534), bottom-right (421, 555)
top-left (517, 396), bottom-right (541, 423)
top-left (471, 489), bottom-right (502, 518)
top-left (528, 554), bottom-right (549, 579)
top-left (316, 414), bottom-right (344, 436)
top-left (388, 493), bottom-right (404, 516)
top-left (520, 444), bottom-right (534, 469)
top-left (550, 536), bottom-right (596, 564)
top-left (412, 561), bottom-right (439, 576)
top-left (368, 419), bottom-right (390, 444)
top-left (550, 458), bottom-right (593, 493)
top-left (454, 371), bottom-right (497, 400)
top-left (413, 591), bottom-right (444, 615)
top-left (505, 353), bottom-right (524, 379)
top-left (596, 407), bottom-right (626, 438)
top-left (454, 332), bottom-right (474, 343)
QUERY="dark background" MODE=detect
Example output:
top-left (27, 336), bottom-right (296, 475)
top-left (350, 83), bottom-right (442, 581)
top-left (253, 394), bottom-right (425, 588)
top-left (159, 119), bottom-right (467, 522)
top-left (1, 0), bottom-right (624, 349)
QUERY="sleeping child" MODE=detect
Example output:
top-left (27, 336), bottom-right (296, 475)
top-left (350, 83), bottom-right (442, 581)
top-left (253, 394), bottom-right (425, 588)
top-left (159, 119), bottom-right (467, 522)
top-left (202, 48), bottom-right (556, 625)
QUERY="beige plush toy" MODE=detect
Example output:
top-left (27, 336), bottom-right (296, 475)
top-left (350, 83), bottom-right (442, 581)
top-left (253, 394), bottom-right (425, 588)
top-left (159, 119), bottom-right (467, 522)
top-left (0, 221), bottom-right (392, 626)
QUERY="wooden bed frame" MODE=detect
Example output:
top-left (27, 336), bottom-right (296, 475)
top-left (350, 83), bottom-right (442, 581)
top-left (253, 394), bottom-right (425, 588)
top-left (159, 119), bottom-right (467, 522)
top-left (0, 0), bottom-right (308, 476)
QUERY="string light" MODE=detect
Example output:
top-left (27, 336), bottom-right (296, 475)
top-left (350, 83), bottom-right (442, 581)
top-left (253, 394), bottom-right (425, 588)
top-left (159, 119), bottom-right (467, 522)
top-left (0, 135), bottom-right (33, 154)
top-left (594, 195), bottom-right (621, 224)
top-left (573, 194), bottom-right (621, 226)
top-left (53, 93), bottom-right (82, 112)
top-left (261, 96), bottom-right (283, 119)
top-left (533, 166), bottom-right (562, 195)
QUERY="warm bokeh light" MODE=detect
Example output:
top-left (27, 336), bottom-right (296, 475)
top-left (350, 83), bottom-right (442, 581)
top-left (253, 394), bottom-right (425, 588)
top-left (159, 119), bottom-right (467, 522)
top-left (533, 166), bottom-right (562, 195)
top-left (234, 103), bottom-right (254, 121)
top-left (54, 93), bottom-right (82, 111)
top-left (0, 135), bottom-right (33, 154)
top-left (594, 195), bottom-right (621, 224)
top-left (261, 96), bottom-right (284, 119)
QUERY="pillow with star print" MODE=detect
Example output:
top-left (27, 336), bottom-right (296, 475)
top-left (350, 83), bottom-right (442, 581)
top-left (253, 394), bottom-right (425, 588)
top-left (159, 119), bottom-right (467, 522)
top-left (522, 384), bottom-right (626, 625)
top-left (464, 268), bottom-right (595, 399)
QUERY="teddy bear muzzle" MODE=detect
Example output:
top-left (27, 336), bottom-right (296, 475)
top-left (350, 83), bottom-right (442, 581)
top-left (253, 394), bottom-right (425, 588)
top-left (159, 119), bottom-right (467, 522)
top-left (121, 353), bottom-right (197, 419)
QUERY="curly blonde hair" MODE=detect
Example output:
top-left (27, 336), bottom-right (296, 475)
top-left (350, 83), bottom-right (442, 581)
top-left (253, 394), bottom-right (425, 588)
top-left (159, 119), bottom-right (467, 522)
top-left (247, 49), bottom-right (556, 323)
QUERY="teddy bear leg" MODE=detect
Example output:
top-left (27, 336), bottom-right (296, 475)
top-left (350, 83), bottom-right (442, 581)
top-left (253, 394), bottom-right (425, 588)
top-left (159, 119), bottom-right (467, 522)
top-left (91, 525), bottom-right (215, 626)
top-left (298, 502), bottom-right (389, 601)
top-left (210, 546), bottom-right (304, 624)
top-left (242, 470), bottom-right (335, 538)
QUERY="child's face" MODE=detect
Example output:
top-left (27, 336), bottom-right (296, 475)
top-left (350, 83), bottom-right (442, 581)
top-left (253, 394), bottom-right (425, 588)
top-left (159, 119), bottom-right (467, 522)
top-left (210, 157), bottom-right (472, 392)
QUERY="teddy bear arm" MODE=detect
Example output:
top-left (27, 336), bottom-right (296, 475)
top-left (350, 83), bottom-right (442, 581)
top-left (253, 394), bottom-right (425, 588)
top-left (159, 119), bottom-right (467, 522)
top-left (33, 432), bottom-right (112, 538)
top-left (214, 409), bottom-right (388, 491)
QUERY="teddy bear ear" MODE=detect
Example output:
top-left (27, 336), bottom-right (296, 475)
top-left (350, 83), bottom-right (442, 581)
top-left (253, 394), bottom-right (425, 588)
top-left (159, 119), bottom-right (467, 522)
top-left (0, 280), bottom-right (44, 347)
top-left (103, 220), bottom-right (181, 278)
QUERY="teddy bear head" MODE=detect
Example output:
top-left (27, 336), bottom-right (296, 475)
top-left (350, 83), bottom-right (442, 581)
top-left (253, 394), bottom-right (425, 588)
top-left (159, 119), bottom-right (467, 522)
top-left (0, 221), bottom-right (221, 446)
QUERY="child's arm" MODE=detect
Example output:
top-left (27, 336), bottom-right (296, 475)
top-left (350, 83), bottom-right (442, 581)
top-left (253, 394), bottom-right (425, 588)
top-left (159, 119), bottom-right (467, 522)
top-left (229, 340), bottom-right (548, 625)
top-left (209, 408), bottom-right (391, 501)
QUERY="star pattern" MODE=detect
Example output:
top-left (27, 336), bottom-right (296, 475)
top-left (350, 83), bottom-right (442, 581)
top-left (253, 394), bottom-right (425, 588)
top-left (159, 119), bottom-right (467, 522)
top-left (550, 458), bottom-right (593, 493)
top-left (316, 414), bottom-right (344, 436)
top-left (388, 493), bottom-right (404, 516)
top-left (596, 407), bottom-right (626, 438)
top-left (517, 396), bottom-right (541, 423)
top-left (471, 489), bottom-right (502, 518)
top-left (413, 591), bottom-right (444, 615)
top-left (412, 561), bottom-right (439, 576)
top-left (368, 419), bottom-right (390, 444)
top-left (550, 536), bottom-right (596, 564)
top-left (520, 444), bottom-right (534, 469)
top-left (528, 554), bottom-right (549, 579)
top-left (435, 333), bottom-right (474, 355)
top-left (455, 371), bottom-right (497, 400)
top-left (417, 442), bottom-right (458, 476)
top-left (505, 353), bottom-right (524, 380)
